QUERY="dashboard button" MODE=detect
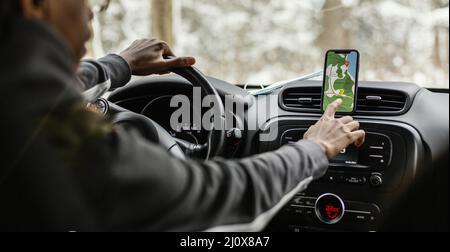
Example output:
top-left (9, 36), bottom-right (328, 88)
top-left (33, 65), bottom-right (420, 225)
top-left (315, 194), bottom-right (345, 225)
top-left (322, 174), bottom-right (345, 183)
top-left (302, 198), bottom-right (316, 207)
top-left (292, 197), bottom-right (317, 207)
top-left (370, 174), bottom-right (383, 187)
top-left (369, 155), bottom-right (387, 167)
top-left (294, 208), bottom-right (305, 215)
top-left (344, 175), bottom-right (367, 185)
top-left (305, 209), bottom-right (314, 216)
top-left (292, 197), bottom-right (306, 205)
top-left (345, 212), bottom-right (375, 223)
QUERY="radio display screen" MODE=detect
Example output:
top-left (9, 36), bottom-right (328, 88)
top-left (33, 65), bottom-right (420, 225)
top-left (330, 145), bottom-right (359, 165)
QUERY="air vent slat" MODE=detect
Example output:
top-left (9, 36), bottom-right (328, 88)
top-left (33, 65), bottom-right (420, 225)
top-left (281, 86), bottom-right (408, 115)
top-left (283, 104), bottom-right (321, 108)
top-left (286, 93), bottom-right (321, 97)
top-left (357, 105), bottom-right (403, 111)
top-left (358, 99), bottom-right (405, 105)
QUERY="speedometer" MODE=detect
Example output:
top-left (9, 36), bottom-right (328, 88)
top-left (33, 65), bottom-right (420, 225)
top-left (142, 96), bottom-right (208, 144)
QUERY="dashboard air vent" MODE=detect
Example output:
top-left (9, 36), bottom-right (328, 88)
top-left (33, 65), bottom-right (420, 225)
top-left (280, 86), bottom-right (409, 115)
top-left (357, 88), bottom-right (408, 114)
top-left (281, 87), bottom-right (322, 112)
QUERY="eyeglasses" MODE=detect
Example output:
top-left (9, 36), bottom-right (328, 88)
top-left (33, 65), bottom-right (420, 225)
top-left (88, 0), bottom-right (111, 13)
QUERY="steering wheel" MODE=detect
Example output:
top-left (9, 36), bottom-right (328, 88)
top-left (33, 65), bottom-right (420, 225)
top-left (169, 67), bottom-right (226, 159)
top-left (86, 66), bottom-right (226, 160)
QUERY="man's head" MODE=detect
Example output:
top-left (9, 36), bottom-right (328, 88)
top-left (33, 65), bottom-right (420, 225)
top-left (0, 0), bottom-right (101, 62)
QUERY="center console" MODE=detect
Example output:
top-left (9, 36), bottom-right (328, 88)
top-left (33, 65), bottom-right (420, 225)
top-left (281, 129), bottom-right (394, 189)
top-left (259, 118), bottom-right (422, 232)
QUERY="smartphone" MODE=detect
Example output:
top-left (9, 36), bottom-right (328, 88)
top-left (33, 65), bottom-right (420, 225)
top-left (321, 49), bottom-right (360, 114)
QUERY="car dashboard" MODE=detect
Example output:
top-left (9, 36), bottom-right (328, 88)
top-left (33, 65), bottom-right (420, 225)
top-left (108, 76), bottom-right (449, 232)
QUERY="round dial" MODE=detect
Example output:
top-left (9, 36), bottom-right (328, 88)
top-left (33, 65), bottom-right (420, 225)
top-left (315, 193), bottom-right (345, 225)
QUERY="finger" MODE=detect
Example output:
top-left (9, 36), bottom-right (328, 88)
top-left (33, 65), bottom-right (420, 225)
top-left (150, 40), bottom-right (165, 51)
top-left (350, 130), bottom-right (366, 147)
top-left (160, 42), bottom-right (176, 56)
top-left (338, 116), bottom-right (354, 124)
top-left (163, 57), bottom-right (197, 69)
top-left (324, 99), bottom-right (343, 118)
top-left (345, 120), bottom-right (360, 132)
top-left (355, 134), bottom-right (365, 148)
top-left (149, 40), bottom-right (169, 54)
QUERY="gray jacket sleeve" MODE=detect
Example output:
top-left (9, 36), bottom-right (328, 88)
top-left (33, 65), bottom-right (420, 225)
top-left (78, 54), bottom-right (132, 91)
top-left (79, 127), bottom-right (329, 232)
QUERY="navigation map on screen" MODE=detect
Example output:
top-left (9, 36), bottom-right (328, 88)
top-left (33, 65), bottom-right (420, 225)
top-left (322, 51), bottom-right (358, 113)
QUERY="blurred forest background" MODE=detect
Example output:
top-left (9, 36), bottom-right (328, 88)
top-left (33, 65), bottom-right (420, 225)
top-left (89, 0), bottom-right (449, 88)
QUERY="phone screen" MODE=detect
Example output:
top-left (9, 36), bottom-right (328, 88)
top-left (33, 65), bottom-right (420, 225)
top-left (322, 50), bottom-right (359, 113)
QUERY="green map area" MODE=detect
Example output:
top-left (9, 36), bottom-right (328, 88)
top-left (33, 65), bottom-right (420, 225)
top-left (323, 52), bottom-right (356, 113)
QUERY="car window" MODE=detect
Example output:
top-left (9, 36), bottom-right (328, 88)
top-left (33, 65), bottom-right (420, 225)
top-left (89, 0), bottom-right (449, 89)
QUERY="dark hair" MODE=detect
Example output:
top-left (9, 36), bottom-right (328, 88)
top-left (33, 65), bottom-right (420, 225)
top-left (1, 0), bottom-right (110, 20)
top-left (0, 0), bottom-right (19, 36)
top-left (0, 0), bottom-right (21, 19)
top-left (0, 0), bottom-right (46, 18)
top-left (0, 0), bottom-right (45, 34)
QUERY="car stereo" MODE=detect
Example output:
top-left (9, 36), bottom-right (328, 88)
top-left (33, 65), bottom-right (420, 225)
top-left (330, 145), bottom-right (359, 166)
top-left (280, 129), bottom-right (392, 171)
top-left (264, 121), bottom-right (415, 232)
top-left (277, 128), bottom-right (395, 231)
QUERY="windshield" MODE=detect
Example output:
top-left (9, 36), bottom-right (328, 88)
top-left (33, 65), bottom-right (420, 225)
top-left (90, 0), bottom-right (450, 89)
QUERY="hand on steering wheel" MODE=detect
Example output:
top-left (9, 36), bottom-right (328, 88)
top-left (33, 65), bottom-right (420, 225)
top-left (104, 64), bottom-right (226, 160)
top-left (120, 39), bottom-right (196, 76)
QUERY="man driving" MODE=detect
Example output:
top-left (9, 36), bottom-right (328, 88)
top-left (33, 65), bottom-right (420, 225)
top-left (0, 0), bottom-right (365, 231)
